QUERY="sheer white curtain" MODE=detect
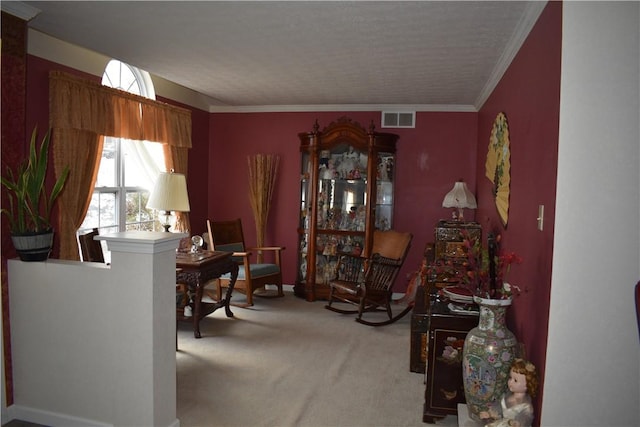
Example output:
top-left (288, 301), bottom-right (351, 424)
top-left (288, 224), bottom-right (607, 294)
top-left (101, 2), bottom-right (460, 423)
top-left (122, 139), bottom-right (165, 190)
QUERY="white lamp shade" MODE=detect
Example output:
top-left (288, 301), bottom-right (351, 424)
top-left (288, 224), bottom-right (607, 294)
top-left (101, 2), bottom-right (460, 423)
top-left (442, 181), bottom-right (477, 209)
top-left (147, 172), bottom-right (191, 212)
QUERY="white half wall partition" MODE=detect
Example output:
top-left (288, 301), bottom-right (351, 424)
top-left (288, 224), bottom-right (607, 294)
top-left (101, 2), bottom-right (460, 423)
top-left (6, 231), bottom-right (185, 427)
top-left (543, 2), bottom-right (640, 426)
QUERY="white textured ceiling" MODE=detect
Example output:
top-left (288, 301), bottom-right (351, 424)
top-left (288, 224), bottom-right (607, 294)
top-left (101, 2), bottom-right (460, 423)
top-left (12, 1), bottom-right (545, 111)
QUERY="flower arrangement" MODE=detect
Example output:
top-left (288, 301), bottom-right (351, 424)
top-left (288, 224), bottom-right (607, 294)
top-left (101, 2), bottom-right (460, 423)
top-left (426, 231), bottom-right (523, 300)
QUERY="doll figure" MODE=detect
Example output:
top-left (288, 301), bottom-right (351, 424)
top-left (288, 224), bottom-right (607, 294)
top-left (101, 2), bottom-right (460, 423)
top-left (385, 157), bottom-right (394, 179)
top-left (485, 358), bottom-right (538, 427)
top-left (339, 146), bottom-right (359, 178)
top-left (352, 167), bottom-right (361, 180)
top-left (322, 159), bottom-right (337, 179)
top-left (343, 145), bottom-right (359, 165)
top-left (352, 242), bottom-right (362, 256)
top-left (319, 150), bottom-right (331, 168)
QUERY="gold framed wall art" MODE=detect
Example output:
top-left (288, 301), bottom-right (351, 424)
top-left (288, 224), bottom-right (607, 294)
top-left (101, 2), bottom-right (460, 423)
top-left (485, 112), bottom-right (511, 227)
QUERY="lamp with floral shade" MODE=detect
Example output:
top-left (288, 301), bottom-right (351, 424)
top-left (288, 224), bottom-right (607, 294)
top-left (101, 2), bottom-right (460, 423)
top-left (442, 180), bottom-right (477, 221)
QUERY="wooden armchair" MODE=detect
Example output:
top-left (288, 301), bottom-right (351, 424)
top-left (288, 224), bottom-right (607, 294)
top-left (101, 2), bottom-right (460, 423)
top-left (325, 229), bottom-right (413, 326)
top-left (207, 219), bottom-right (285, 306)
top-left (78, 228), bottom-right (105, 263)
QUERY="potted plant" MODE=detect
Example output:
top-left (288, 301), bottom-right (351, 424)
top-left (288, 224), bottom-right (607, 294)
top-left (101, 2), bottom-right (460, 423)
top-left (1, 127), bottom-right (70, 261)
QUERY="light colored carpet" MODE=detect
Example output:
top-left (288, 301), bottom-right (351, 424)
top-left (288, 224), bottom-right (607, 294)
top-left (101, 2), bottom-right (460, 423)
top-left (176, 287), bottom-right (458, 427)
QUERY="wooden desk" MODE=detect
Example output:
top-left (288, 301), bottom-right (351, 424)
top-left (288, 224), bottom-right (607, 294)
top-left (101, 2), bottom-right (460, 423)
top-left (410, 243), bottom-right (434, 373)
top-left (410, 285), bottom-right (429, 373)
top-left (176, 250), bottom-right (239, 338)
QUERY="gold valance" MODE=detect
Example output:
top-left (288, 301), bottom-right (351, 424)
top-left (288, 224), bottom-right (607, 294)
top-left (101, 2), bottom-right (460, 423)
top-left (49, 70), bottom-right (192, 148)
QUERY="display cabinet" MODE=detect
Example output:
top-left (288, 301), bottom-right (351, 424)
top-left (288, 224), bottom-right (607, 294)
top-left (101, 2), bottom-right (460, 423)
top-left (294, 117), bottom-right (399, 301)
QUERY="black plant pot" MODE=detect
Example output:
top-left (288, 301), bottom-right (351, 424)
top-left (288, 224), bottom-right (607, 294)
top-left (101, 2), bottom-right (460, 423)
top-left (10, 230), bottom-right (54, 262)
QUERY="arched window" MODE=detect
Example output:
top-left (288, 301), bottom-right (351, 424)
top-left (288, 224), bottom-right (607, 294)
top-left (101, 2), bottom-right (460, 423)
top-left (79, 60), bottom-right (165, 237)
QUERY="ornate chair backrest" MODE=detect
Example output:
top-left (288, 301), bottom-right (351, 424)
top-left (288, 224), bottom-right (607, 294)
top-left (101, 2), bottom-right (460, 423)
top-left (335, 255), bottom-right (366, 283)
top-left (78, 228), bottom-right (105, 263)
top-left (363, 253), bottom-right (405, 292)
top-left (208, 219), bottom-right (247, 263)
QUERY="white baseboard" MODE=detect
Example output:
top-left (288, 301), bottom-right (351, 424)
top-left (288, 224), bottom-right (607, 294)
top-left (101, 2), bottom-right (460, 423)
top-left (7, 404), bottom-right (113, 427)
top-left (7, 404), bottom-right (181, 427)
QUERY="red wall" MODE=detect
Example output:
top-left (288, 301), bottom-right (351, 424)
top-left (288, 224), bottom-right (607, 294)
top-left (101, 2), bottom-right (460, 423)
top-left (21, 56), bottom-right (478, 289)
top-left (15, 8), bottom-right (562, 420)
top-left (475, 3), bottom-right (561, 420)
top-left (208, 112), bottom-right (477, 288)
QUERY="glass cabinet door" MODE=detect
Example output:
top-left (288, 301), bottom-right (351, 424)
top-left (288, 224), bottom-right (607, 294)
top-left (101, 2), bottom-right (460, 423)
top-left (375, 152), bottom-right (394, 231)
top-left (298, 152), bottom-right (311, 282)
top-left (317, 178), bottom-right (366, 231)
top-left (314, 144), bottom-right (368, 285)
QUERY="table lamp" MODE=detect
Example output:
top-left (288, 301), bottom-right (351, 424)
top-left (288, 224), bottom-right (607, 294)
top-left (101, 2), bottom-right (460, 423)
top-left (147, 171), bottom-right (190, 232)
top-left (442, 180), bottom-right (477, 221)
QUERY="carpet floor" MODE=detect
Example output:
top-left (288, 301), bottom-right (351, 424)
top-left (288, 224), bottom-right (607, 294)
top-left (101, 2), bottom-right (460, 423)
top-left (176, 287), bottom-right (458, 427)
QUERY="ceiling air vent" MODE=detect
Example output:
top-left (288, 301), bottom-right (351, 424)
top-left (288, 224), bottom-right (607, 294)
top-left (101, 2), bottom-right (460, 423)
top-left (381, 111), bottom-right (415, 128)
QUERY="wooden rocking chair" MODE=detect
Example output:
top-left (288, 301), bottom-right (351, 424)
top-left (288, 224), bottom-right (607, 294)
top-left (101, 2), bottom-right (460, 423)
top-left (325, 229), bottom-right (413, 326)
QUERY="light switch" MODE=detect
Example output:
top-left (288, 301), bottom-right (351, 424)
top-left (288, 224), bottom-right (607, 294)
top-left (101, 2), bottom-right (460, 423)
top-left (537, 205), bottom-right (544, 231)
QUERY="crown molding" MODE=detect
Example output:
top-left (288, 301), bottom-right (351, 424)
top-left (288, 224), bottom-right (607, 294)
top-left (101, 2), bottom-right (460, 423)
top-left (475, 1), bottom-right (548, 110)
top-left (208, 103), bottom-right (477, 114)
top-left (1, 1), bottom-right (40, 21)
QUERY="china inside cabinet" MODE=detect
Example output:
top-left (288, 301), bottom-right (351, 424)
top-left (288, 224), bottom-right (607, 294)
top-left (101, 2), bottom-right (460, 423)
top-left (294, 117), bottom-right (399, 301)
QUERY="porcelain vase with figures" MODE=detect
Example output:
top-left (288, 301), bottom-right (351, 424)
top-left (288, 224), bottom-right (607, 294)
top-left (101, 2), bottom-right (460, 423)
top-left (462, 296), bottom-right (517, 422)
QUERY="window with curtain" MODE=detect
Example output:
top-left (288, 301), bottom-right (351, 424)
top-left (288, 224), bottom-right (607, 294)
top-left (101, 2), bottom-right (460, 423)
top-left (79, 60), bottom-right (165, 235)
top-left (50, 70), bottom-right (192, 261)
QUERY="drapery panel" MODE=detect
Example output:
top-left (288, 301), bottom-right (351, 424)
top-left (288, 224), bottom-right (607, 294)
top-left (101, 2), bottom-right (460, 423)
top-left (49, 71), bottom-right (192, 147)
top-left (52, 129), bottom-right (103, 260)
top-left (49, 71), bottom-right (192, 260)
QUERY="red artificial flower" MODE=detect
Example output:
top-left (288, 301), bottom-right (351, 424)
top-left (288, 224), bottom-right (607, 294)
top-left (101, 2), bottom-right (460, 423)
top-left (425, 230), bottom-right (523, 300)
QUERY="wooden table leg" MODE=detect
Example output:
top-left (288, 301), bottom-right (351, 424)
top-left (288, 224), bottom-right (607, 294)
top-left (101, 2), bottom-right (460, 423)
top-left (223, 263), bottom-right (239, 318)
top-left (193, 279), bottom-right (203, 339)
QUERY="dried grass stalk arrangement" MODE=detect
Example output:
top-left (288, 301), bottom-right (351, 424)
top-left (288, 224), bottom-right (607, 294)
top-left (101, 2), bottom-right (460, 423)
top-left (248, 154), bottom-right (280, 262)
